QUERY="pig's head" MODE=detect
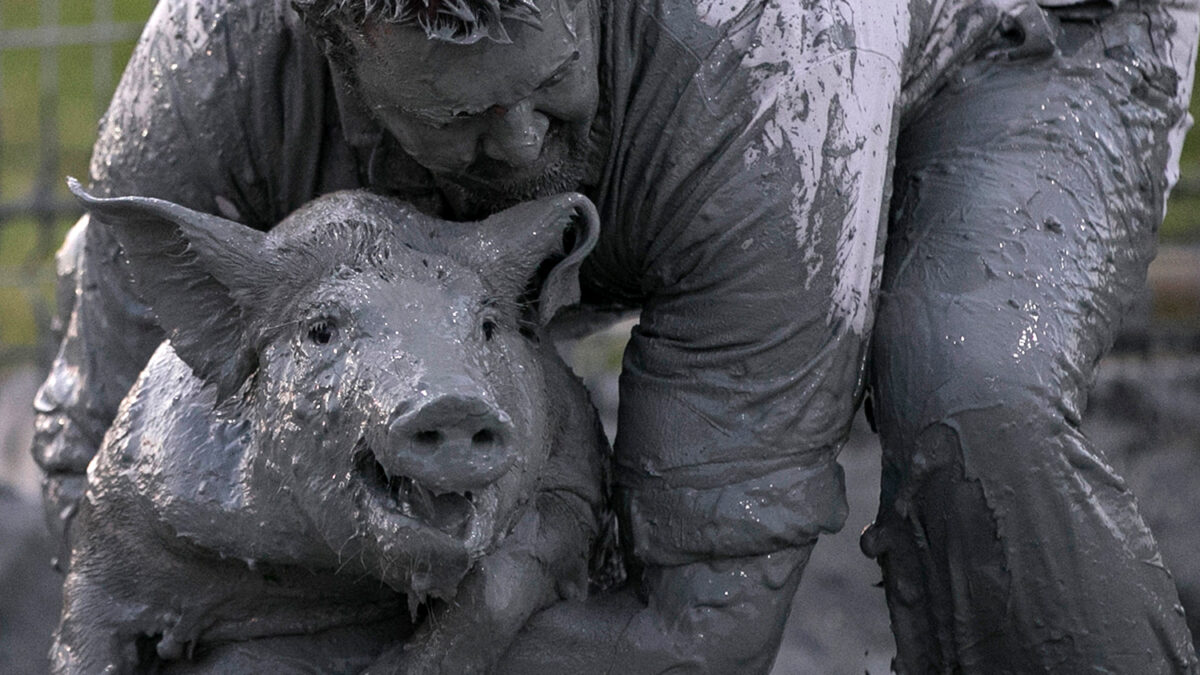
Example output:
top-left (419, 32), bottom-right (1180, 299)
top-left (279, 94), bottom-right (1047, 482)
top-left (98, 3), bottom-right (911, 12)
top-left (69, 179), bottom-right (599, 602)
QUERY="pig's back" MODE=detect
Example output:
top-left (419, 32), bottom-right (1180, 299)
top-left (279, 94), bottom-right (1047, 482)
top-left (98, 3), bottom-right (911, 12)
top-left (89, 342), bottom-right (323, 564)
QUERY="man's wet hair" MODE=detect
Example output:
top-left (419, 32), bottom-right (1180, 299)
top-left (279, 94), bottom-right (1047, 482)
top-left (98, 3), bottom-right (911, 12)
top-left (293, 0), bottom-right (543, 46)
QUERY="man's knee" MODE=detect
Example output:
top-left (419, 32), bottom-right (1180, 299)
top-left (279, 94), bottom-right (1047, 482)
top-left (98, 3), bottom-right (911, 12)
top-left (872, 288), bottom-right (1080, 440)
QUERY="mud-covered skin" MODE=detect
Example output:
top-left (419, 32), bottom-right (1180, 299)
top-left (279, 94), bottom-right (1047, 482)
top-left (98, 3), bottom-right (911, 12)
top-left (34, 0), bottom-right (1200, 671)
top-left (53, 188), bottom-right (607, 674)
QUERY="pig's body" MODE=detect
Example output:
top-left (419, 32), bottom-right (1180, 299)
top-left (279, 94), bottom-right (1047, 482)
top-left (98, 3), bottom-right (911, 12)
top-left (53, 187), bottom-right (609, 674)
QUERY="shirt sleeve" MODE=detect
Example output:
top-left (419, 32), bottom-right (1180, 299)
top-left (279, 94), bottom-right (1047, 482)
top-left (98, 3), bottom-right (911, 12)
top-left (585, 0), bottom-right (909, 565)
top-left (33, 0), bottom-right (352, 480)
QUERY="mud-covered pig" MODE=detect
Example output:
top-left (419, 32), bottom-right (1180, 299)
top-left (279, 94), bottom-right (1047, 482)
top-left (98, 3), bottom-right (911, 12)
top-left (53, 180), bottom-right (610, 674)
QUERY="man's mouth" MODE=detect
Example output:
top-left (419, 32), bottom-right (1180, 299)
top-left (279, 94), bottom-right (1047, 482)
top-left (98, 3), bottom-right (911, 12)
top-left (353, 445), bottom-right (476, 539)
top-left (453, 151), bottom-right (561, 190)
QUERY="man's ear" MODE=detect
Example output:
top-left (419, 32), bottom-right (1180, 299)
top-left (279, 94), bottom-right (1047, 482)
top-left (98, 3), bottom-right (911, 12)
top-left (69, 178), bottom-right (272, 398)
top-left (458, 192), bottom-right (600, 327)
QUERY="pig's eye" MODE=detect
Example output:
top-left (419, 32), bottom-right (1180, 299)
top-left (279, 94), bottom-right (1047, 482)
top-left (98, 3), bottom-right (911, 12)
top-left (481, 319), bottom-right (498, 341)
top-left (307, 318), bottom-right (338, 345)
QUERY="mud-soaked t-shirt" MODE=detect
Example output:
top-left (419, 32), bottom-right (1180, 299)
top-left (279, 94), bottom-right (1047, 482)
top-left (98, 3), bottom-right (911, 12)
top-left (60, 0), bottom-right (1148, 565)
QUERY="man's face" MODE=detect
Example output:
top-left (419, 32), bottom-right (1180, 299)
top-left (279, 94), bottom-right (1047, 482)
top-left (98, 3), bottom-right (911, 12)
top-left (345, 0), bottom-right (601, 217)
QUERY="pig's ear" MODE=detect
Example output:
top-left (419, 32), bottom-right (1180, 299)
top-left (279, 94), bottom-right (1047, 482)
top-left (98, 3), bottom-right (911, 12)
top-left (472, 192), bottom-right (600, 326)
top-left (68, 178), bottom-right (270, 398)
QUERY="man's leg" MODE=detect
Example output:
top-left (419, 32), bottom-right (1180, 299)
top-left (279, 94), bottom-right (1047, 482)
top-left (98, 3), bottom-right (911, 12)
top-left (865, 4), bottom-right (1198, 671)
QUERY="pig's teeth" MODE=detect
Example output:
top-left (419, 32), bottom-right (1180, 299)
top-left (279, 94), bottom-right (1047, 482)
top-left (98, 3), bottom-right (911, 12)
top-left (400, 479), bottom-right (415, 509)
top-left (386, 474), bottom-right (405, 504)
top-left (414, 482), bottom-right (436, 516)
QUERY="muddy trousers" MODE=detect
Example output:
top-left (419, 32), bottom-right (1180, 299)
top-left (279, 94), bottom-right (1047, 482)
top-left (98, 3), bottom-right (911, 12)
top-left (862, 7), bottom-right (1199, 673)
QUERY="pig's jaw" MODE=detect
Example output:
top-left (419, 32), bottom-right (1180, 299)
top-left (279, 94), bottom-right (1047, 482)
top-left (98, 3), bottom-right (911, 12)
top-left (353, 443), bottom-right (499, 554)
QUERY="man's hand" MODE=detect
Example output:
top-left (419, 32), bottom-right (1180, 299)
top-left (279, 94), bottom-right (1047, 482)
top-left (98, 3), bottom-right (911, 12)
top-left (496, 545), bottom-right (811, 674)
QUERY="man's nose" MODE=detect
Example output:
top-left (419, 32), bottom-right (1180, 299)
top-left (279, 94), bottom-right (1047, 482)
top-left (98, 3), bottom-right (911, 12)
top-left (481, 99), bottom-right (549, 167)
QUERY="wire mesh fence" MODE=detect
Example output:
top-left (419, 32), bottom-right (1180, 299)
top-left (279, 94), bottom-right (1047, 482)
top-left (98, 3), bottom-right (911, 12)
top-left (0, 0), bottom-right (1198, 375)
top-left (0, 0), bottom-right (150, 370)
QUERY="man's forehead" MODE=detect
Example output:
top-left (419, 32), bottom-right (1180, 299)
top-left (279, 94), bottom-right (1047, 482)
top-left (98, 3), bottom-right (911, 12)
top-left (352, 0), bottom-right (591, 111)
top-left (356, 0), bottom-right (588, 59)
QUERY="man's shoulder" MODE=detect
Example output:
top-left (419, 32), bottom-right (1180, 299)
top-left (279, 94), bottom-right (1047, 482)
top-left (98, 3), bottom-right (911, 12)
top-left (151, 0), bottom-right (297, 31)
top-left (120, 0), bottom-right (315, 120)
top-left (605, 0), bottom-right (731, 68)
top-left (144, 0), bottom-right (302, 65)
top-left (92, 0), bottom-right (342, 224)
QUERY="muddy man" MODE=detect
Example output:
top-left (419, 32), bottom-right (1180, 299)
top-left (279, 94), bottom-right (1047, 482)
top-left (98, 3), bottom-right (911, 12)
top-left (34, 0), bottom-right (1200, 671)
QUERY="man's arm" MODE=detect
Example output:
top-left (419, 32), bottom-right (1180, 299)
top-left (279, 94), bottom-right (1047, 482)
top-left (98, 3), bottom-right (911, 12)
top-left (499, 548), bottom-right (809, 673)
top-left (33, 211), bottom-right (167, 545)
top-left (32, 0), bottom-right (339, 547)
top-left (500, 1), bottom-right (910, 670)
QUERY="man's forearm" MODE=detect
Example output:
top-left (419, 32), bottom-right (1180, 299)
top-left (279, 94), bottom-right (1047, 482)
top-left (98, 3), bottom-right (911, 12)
top-left (32, 213), bottom-right (165, 547)
top-left (497, 546), bottom-right (811, 674)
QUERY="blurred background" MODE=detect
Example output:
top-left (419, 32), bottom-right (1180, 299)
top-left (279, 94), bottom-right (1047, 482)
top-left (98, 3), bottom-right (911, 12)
top-left (1, 2), bottom-right (1198, 672)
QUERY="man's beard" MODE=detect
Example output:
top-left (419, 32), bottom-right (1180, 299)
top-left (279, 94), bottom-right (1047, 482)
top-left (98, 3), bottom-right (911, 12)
top-left (433, 121), bottom-right (599, 220)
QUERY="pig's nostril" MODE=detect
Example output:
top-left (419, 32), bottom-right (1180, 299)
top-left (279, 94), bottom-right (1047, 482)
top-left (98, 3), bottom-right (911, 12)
top-left (472, 429), bottom-right (496, 446)
top-left (414, 430), bottom-right (443, 446)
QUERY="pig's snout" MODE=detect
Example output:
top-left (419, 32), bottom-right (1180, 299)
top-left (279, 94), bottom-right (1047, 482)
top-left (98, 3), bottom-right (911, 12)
top-left (383, 394), bottom-right (517, 494)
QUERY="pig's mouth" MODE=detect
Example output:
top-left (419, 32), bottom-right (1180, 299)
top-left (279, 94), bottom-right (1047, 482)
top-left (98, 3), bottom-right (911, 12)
top-left (354, 446), bottom-right (487, 543)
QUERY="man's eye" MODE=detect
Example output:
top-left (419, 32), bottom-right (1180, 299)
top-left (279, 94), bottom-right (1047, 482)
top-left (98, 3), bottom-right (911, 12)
top-left (540, 52), bottom-right (579, 89)
top-left (426, 110), bottom-right (481, 127)
top-left (416, 113), bottom-right (456, 128)
top-left (387, 106), bottom-right (458, 128)
top-left (541, 69), bottom-right (569, 88)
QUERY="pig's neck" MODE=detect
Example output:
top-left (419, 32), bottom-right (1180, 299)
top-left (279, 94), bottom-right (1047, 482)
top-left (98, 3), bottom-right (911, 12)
top-left (537, 342), bottom-right (611, 499)
top-left (216, 402), bottom-right (340, 566)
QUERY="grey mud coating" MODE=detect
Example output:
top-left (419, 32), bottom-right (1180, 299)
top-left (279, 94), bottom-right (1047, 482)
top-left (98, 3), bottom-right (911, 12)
top-left (864, 10), bottom-right (1200, 672)
top-left (53, 185), bottom-right (610, 674)
top-left (33, 0), bottom-right (1200, 671)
